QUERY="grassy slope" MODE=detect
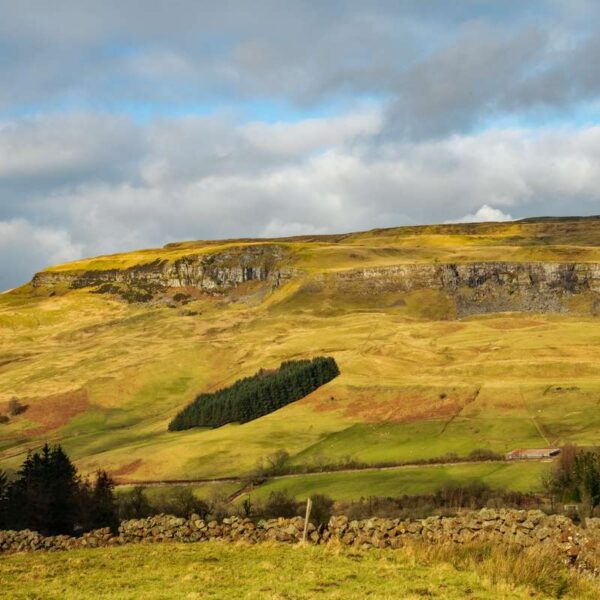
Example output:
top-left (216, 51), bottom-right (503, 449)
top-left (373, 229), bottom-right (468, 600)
top-left (0, 541), bottom-right (597, 599)
top-left (241, 462), bottom-right (549, 502)
top-left (1, 218), bottom-right (600, 497)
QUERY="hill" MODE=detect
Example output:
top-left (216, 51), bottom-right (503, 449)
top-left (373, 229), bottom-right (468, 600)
top-left (1, 216), bottom-right (599, 496)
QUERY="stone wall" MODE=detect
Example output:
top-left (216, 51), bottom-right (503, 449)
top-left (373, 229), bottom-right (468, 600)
top-left (2, 509), bottom-right (599, 564)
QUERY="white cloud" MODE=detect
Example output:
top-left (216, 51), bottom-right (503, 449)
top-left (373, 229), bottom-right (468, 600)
top-left (0, 219), bottom-right (83, 289)
top-left (0, 112), bottom-right (142, 182)
top-left (240, 109), bottom-right (382, 156)
top-left (448, 205), bottom-right (513, 223)
top-left (2, 111), bottom-right (600, 288)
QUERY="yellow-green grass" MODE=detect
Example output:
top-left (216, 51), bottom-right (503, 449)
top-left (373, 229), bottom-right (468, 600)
top-left (1, 285), bottom-right (600, 489)
top-left (0, 540), bottom-right (597, 599)
top-left (241, 462), bottom-right (550, 502)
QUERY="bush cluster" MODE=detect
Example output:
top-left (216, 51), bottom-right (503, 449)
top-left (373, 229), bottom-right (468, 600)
top-left (253, 448), bottom-right (503, 478)
top-left (335, 483), bottom-right (546, 521)
top-left (169, 356), bottom-right (340, 431)
top-left (544, 444), bottom-right (600, 516)
top-left (116, 486), bottom-right (221, 520)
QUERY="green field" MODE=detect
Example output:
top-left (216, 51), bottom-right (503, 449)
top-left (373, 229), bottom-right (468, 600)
top-left (0, 540), bottom-right (597, 599)
top-left (1, 218), bottom-right (599, 498)
top-left (241, 462), bottom-right (549, 502)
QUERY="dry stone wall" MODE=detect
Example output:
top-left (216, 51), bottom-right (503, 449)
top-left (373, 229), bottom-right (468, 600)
top-left (2, 510), bottom-right (600, 565)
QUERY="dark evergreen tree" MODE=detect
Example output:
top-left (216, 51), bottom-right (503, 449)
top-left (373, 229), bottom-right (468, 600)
top-left (9, 444), bottom-right (79, 535)
top-left (169, 356), bottom-right (340, 431)
top-left (89, 470), bottom-right (118, 532)
top-left (1, 444), bottom-right (121, 535)
top-left (0, 470), bottom-right (8, 529)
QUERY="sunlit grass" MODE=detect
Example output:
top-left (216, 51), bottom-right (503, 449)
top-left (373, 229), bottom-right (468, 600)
top-left (239, 462), bottom-right (549, 502)
top-left (0, 540), bottom-right (597, 599)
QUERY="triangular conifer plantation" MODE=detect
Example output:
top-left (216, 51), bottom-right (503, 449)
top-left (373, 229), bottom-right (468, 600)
top-left (169, 357), bottom-right (340, 431)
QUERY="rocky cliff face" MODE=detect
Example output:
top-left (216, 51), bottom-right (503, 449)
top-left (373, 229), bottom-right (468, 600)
top-left (33, 244), bottom-right (298, 296)
top-left (33, 249), bottom-right (600, 316)
top-left (329, 262), bottom-right (600, 316)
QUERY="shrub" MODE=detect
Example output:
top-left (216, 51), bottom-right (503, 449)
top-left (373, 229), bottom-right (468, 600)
top-left (254, 450), bottom-right (290, 477)
top-left (173, 292), bottom-right (191, 303)
top-left (335, 486), bottom-right (543, 521)
top-left (310, 494), bottom-right (334, 525)
top-left (240, 496), bottom-right (253, 518)
top-left (151, 487), bottom-right (211, 519)
top-left (7, 398), bottom-right (26, 417)
top-left (467, 448), bottom-right (503, 461)
top-left (117, 487), bottom-right (152, 520)
top-left (263, 491), bottom-right (300, 518)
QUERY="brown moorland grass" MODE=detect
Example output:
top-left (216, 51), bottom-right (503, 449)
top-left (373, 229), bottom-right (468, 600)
top-left (23, 389), bottom-right (89, 435)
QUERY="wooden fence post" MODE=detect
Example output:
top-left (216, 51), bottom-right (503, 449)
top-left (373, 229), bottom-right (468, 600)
top-left (302, 497), bottom-right (313, 543)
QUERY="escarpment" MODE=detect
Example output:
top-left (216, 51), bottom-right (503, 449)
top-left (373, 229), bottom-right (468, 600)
top-left (32, 243), bottom-right (600, 316)
top-left (328, 262), bottom-right (600, 316)
top-left (33, 244), bottom-right (298, 297)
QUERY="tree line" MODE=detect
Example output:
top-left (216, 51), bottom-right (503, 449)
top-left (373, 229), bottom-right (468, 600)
top-left (0, 444), bottom-right (117, 535)
top-left (169, 356), bottom-right (340, 431)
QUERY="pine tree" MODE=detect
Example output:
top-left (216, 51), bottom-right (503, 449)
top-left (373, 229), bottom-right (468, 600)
top-left (0, 470), bottom-right (8, 529)
top-left (9, 444), bottom-right (79, 535)
top-left (90, 470), bottom-right (118, 532)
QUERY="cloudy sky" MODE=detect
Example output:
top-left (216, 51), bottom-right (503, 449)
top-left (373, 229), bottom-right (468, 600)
top-left (2, 1), bottom-right (600, 288)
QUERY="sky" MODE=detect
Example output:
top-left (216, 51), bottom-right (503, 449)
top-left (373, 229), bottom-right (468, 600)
top-left (2, 1), bottom-right (600, 289)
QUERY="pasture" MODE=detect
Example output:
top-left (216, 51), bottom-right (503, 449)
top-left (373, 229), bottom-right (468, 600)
top-left (0, 540), bottom-right (597, 599)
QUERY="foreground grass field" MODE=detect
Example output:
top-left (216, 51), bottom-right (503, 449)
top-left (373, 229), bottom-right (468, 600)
top-left (1, 218), bottom-right (599, 497)
top-left (0, 541), bottom-right (597, 599)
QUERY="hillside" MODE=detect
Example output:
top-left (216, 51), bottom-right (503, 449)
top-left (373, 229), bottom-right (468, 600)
top-left (1, 217), bottom-right (600, 495)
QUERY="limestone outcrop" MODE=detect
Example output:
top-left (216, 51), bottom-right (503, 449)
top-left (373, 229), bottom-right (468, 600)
top-left (32, 244), bottom-right (297, 296)
top-left (328, 262), bottom-right (600, 316)
top-left (31, 245), bottom-right (600, 315)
